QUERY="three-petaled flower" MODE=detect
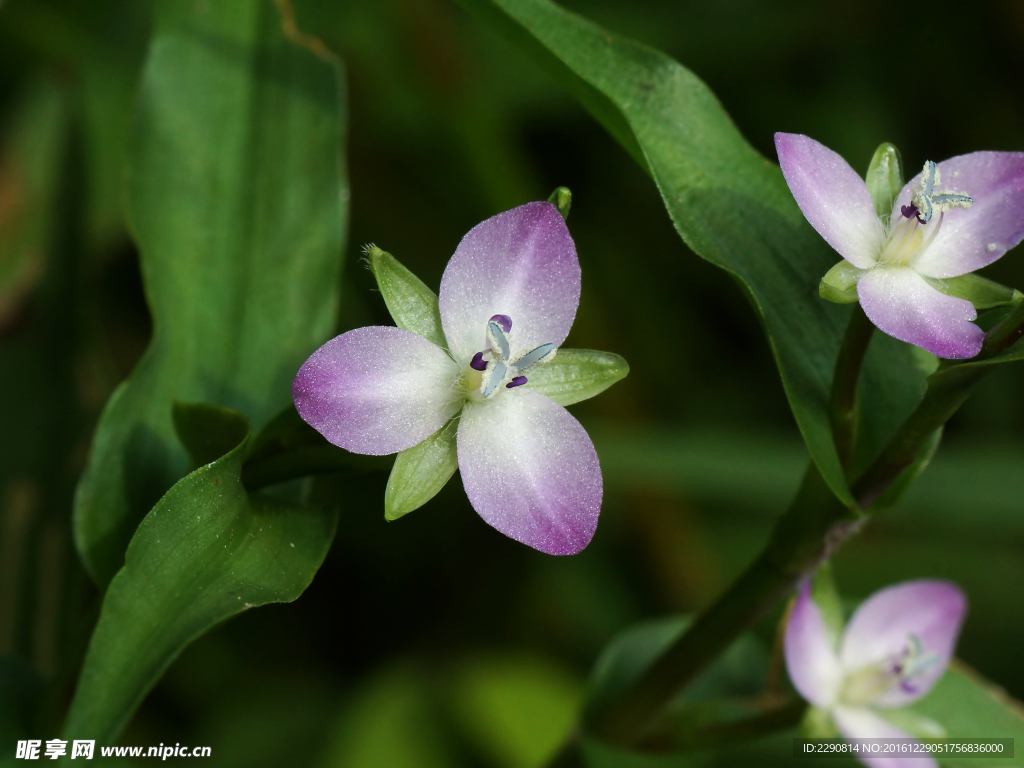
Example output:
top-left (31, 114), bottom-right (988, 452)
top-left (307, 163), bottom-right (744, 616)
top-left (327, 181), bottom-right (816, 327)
top-left (776, 133), bottom-right (1024, 358)
top-left (786, 579), bottom-right (966, 768)
top-left (293, 201), bottom-right (621, 555)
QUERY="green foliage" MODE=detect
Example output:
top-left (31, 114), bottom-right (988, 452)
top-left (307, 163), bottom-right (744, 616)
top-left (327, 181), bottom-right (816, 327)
top-left (72, 0), bottom-right (348, 588)
top-left (909, 664), bottom-right (1024, 767)
top-left (62, 404), bottom-right (337, 744)
top-left (455, 0), bottom-right (925, 506)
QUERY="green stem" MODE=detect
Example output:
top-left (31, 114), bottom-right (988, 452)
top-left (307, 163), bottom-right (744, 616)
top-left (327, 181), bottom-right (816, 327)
top-left (829, 305), bottom-right (874, 468)
top-left (587, 298), bottom-right (1024, 749)
top-left (852, 299), bottom-right (1024, 507)
top-left (589, 465), bottom-right (857, 745)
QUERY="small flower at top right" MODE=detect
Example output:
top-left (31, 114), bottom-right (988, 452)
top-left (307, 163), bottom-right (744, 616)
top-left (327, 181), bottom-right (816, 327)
top-left (776, 133), bottom-right (1024, 359)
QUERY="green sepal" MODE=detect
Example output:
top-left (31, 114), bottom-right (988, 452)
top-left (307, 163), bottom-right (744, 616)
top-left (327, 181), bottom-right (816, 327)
top-left (819, 261), bottom-right (865, 304)
top-left (526, 349), bottom-right (629, 406)
top-left (366, 245), bottom-right (447, 349)
top-left (925, 273), bottom-right (1024, 310)
top-left (799, 706), bottom-right (839, 738)
top-left (385, 419), bottom-right (459, 520)
top-left (809, 561), bottom-right (844, 650)
top-left (547, 186), bottom-right (572, 220)
top-left (865, 142), bottom-right (904, 220)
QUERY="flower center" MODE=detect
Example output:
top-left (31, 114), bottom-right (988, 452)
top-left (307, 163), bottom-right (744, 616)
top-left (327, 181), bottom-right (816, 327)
top-left (463, 314), bottom-right (556, 401)
top-left (839, 634), bottom-right (939, 706)
top-left (877, 160), bottom-right (974, 268)
top-left (877, 160), bottom-right (973, 268)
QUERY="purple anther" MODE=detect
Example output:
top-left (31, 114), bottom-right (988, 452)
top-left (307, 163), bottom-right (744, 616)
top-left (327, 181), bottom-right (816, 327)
top-left (489, 314), bottom-right (512, 333)
top-left (470, 351), bottom-right (488, 371)
top-left (899, 679), bottom-right (919, 694)
top-left (901, 203), bottom-right (919, 220)
top-left (506, 376), bottom-right (528, 389)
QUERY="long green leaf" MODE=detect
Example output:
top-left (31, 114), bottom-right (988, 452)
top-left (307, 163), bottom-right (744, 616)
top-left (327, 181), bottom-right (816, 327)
top-left (73, 0), bottom-right (347, 587)
top-left (455, 0), bottom-right (928, 506)
top-left (62, 405), bottom-right (337, 744)
top-left (908, 663), bottom-right (1024, 768)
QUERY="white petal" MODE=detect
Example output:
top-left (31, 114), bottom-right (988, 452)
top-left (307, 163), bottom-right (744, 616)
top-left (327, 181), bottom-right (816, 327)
top-left (439, 202), bottom-right (581, 364)
top-left (293, 327), bottom-right (460, 455)
top-left (775, 133), bottom-right (884, 269)
top-left (832, 706), bottom-right (938, 768)
top-left (785, 583), bottom-right (842, 707)
top-left (457, 389), bottom-right (601, 555)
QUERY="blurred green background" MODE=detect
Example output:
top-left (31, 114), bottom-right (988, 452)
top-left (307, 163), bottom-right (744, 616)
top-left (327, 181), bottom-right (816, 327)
top-left (1, 0), bottom-right (1023, 765)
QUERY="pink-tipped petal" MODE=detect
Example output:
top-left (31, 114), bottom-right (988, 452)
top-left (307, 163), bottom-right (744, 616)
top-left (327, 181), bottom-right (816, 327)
top-left (832, 707), bottom-right (937, 768)
top-left (293, 326), bottom-right (459, 455)
top-left (839, 580), bottom-right (966, 708)
top-left (858, 266), bottom-right (984, 359)
top-left (893, 152), bottom-right (1024, 278)
top-left (785, 583), bottom-right (842, 708)
top-left (457, 389), bottom-right (601, 555)
top-left (775, 133), bottom-right (884, 269)
top-left (439, 202), bottom-right (581, 364)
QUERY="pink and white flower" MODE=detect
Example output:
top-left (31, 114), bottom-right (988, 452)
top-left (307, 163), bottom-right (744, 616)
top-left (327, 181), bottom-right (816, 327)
top-left (786, 579), bottom-right (967, 768)
top-left (776, 133), bottom-right (1024, 359)
top-left (292, 201), bottom-right (603, 555)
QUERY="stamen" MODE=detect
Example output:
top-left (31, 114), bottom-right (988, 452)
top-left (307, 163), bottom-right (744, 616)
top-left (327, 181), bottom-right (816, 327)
top-left (512, 343), bottom-right (556, 373)
top-left (489, 314), bottom-right (512, 333)
top-left (470, 351), bottom-right (488, 371)
top-left (481, 361), bottom-right (508, 399)
top-left (487, 321), bottom-right (511, 362)
top-left (911, 160), bottom-right (973, 224)
top-left (901, 203), bottom-right (919, 220)
top-left (506, 376), bottom-right (528, 388)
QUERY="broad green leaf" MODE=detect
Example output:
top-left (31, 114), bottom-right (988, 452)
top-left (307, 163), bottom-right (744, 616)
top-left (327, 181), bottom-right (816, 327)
top-left (907, 663), bottom-right (1024, 767)
top-left (73, 0), bottom-right (348, 587)
top-left (529, 349), bottom-right (629, 406)
top-left (865, 142), bottom-right (903, 220)
top-left (385, 420), bottom-right (459, 521)
top-left (172, 401), bottom-right (251, 468)
top-left (62, 406), bottom-right (337, 744)
top-left (240, 405), bottom-right (390, 491)
top-left (366, 245), bottom-right (447, 349)
top-left (455, 0), bottom-right (928, 506)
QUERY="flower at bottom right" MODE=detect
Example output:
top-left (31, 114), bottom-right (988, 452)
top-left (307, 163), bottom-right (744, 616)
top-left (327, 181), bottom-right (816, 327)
top-left (785, 579), bottom-right (967, 768)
